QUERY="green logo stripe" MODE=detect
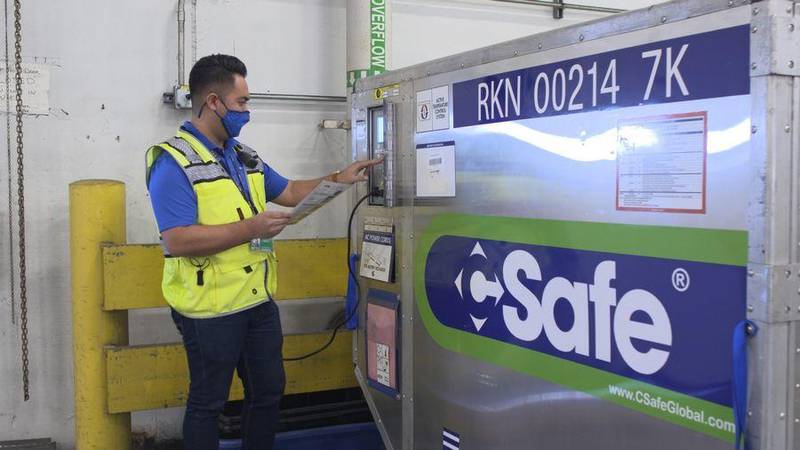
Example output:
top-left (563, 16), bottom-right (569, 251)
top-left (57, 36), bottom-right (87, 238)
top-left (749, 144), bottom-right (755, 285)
top-left (419, 214), bottom-right (746, 266)
top-left (413, 214), bottom-right (745, 442)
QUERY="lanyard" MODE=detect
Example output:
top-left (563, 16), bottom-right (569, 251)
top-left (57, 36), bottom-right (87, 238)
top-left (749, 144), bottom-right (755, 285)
top-left (214, 146), bottom-right (258, 214)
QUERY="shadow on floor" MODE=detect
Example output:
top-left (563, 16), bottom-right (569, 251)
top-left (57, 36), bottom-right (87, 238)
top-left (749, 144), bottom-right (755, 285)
top-left (132, 434), bottom-right (182, 450)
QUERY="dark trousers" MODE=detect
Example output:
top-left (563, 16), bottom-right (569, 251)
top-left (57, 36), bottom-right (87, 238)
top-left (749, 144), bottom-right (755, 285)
top-left (171, 300), bottom-right (285, 450)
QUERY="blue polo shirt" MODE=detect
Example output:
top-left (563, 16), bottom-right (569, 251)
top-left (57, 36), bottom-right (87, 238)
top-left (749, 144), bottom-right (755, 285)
top-left (147, 121), bottom-right (289, 233)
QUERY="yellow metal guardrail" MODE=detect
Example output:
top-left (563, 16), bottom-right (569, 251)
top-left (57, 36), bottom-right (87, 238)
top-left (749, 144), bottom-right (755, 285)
top-left (70, 180), bottom-right (355, 449)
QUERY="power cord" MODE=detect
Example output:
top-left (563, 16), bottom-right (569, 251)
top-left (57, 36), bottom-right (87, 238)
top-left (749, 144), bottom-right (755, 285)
top-left (283, 190), bottom-right (377, 361)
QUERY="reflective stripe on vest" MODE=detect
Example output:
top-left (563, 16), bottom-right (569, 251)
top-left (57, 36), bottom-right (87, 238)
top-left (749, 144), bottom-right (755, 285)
top-left (145, 131), bottom-right (277, 318)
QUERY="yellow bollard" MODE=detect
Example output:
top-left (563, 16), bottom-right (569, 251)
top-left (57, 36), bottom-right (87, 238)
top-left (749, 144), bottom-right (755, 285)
top-left (70, 180), bottom-right (131, 449)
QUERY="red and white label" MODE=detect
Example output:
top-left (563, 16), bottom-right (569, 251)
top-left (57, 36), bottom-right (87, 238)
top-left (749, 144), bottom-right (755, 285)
top-left (616, 111), bottom-right (708, 214)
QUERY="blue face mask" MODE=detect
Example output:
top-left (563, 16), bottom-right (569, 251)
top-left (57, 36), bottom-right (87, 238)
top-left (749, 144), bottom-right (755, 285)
top-left (213, 99), bottom-right (250, 138)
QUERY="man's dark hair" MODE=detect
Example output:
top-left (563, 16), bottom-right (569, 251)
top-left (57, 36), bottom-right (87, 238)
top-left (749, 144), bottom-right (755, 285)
top-left (188, 54), bottom-right (247, 106)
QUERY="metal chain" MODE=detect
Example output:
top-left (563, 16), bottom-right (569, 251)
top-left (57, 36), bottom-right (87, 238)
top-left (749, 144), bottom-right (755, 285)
top-left (12, 0), bottom-right (28, 401)
top-left (4, 0), bottom-right (14, 328)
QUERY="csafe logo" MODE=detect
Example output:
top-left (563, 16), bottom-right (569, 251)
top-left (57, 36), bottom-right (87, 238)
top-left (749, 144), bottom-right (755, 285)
top-left (453, 241), bottom-right (672, 376)
top-left (415, 214), bottom-right (748, 440)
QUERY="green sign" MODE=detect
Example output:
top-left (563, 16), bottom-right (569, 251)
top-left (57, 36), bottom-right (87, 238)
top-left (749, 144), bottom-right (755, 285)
top-left (348, 69), bottom-right (384, 88)
top-left (370, 0), bottom-right (387, 74)
top-left (348, 0), bottom-right (387, 88)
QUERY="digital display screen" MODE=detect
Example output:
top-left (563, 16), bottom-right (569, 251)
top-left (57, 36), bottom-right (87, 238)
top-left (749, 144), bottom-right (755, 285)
top-left (369, 107), bottom-right (386, 205)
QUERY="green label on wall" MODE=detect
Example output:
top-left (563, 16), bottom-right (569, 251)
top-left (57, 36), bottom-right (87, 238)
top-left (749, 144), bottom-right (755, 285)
top-left (348, 69), bottom-right (384, 88)
top-left (370, 0), bottom-right (387, 74)
top-left (347, 0), bottom-right (387, 88)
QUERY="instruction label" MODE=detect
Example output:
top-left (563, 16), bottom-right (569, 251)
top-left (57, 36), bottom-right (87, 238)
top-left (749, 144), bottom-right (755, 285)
top-left (417, 85), bottom-right (450, 133)
top-left (360, 227), bottom-right (395, 282)
top-left (416, 141), bottom-right (456, 197)
top-left (616, 112), bottom-right (707, 213)
top-left (376, 343), bottom-right (390, 385)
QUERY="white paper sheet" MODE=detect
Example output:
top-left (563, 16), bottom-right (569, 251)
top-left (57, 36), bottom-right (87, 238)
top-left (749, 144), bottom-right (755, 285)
top-left (288, 180), bottom-right (351, 224)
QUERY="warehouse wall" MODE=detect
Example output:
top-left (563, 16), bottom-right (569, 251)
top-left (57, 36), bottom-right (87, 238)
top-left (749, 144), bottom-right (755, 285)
top-left (0, 0), bottom-right (658, 447)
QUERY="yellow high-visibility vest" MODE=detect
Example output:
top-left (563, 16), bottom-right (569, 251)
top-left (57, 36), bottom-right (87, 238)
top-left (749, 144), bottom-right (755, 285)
top-left (145, 128), bottom-right (277, 318)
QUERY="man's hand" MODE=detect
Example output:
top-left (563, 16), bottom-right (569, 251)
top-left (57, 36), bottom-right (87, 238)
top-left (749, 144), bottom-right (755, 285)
top-left (246, 211), bottom-right (291, 239)
top-left (334, 157), bottom-right (384, 184)
top-left (161, 210), bottom-right (291, 257)
top-left (273, 157), bottom-right (385, 208)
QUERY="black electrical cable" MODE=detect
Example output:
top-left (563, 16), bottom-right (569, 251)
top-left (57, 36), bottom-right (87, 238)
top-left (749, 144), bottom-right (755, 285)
top-left (283, 191), bottom-right (374, 361)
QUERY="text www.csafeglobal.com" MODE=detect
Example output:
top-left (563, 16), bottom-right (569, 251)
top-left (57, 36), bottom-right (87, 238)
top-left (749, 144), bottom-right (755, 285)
top-left (607, 384), bottom-right (735, 434)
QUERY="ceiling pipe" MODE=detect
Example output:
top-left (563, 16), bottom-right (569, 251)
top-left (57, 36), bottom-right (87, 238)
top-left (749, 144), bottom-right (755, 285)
top-left (177, 0), bottom-right (186, 86)
top-left (490, 0), bottom-right (625, 15)
top-left (249, 93), bottom-right (347, 103)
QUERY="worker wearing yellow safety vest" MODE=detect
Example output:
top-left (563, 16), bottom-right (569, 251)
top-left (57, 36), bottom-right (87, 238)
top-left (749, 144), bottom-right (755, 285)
top-left (145, 54), bottom-right (380, 450)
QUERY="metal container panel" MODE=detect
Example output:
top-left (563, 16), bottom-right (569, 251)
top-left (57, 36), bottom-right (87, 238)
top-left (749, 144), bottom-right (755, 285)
top-left (350, 2), bottom-right (764, 449)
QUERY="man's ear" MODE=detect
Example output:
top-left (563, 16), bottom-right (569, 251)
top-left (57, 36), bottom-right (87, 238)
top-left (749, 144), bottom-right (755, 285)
top-left (205, 92), bottom-right (219, 111)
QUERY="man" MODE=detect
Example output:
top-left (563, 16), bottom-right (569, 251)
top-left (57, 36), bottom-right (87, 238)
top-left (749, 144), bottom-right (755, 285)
top-left (145, 54), bottom-right (380, 450)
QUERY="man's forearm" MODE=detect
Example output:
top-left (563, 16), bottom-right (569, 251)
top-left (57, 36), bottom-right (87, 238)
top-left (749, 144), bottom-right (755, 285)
top-left (274, 158), bottom-right (379, 207)
top-left (163, 220), bottom-right (254, 257)
top-left (279, 174), bottom-right (337, 207)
